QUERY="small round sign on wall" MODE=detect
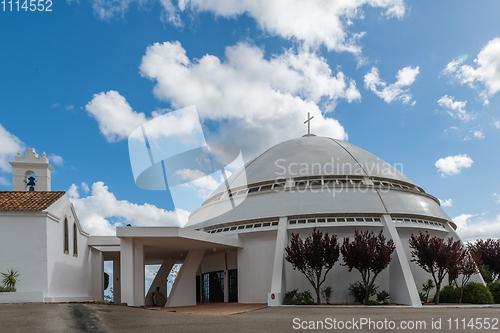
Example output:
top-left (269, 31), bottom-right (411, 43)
top-left (271, 293), bottom-right (275, 300)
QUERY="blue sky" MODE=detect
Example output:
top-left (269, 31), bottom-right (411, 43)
top-left (1, 0), bottom-right (500, 243)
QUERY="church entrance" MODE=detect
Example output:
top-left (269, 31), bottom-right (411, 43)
top-left (201, 271), bottom-right (224, 303)
top-left (200, 269), bottom-right (238, 303)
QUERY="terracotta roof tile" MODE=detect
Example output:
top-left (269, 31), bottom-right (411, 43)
top-left (0, 191), bottom-right (66, 211)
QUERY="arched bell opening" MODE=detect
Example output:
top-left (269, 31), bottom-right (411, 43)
top-left (24, 170), bottom-right (36, 191)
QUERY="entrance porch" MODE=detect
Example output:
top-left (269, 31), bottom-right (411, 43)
top-left (116, 226), bottom-right (242, 307)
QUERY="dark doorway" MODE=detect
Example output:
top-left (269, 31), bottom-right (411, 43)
top-left (196, 275), bottom-right (201, 303)
top-left (228, 269), bottom-right (238, 302)
top-left (201, 271), bottom-right (224, 303)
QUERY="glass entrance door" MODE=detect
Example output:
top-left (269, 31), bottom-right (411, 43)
top-left (201, 271), bottom-right (224, 303)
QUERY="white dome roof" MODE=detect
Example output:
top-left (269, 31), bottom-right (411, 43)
top-left (187, 136), bottom-right (453, 230)
top-left (210, 135), bottom-right (417, 198)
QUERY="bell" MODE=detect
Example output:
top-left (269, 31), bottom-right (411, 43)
top-left (27, 176), bottom-right (36, 191)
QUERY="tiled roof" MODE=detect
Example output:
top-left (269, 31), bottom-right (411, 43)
top-left (0, 191), bottom-right (66, 211)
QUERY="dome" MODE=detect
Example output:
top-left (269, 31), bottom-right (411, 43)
top-left (211, 135), bottom-right (417, 196)
top-left (186, 136), bottom-right (454, 230)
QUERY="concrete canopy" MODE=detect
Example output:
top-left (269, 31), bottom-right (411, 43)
top-left (116, 227), bottom-right (242, 265)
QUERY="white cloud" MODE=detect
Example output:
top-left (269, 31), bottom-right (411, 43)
top-left (435, 154), bottom-right (473, 177)
top-left (159, 0), bottom-right (183, 27)
top-left (364, 66), bottom-right (419, 104)
top-left (85, 90), bottom-right (148, 142)
top-left (473, 130), bottom-right (485, 139)
top-left (81, 182), bottom-right (90, 193)
top-left (453, 213), bottom-right (500, 242)
top-left (66, 105), bottom-right (74, 111)
top-left (90, 0), bottom-right (143, 21)
top-left (68, 183), bottom-right (80, 199)
top-left (89, 0), bottom-right (405, 53)
top-left (68, 181), bottom-right (189, 235)
top-left (437, 95), bottom-right (474, 122)
top-left (444, 38), bottom-right (500, 105)
top-left (494, 121), bottom-right (500, 129)
top-left (175, 169), bottom-right (232, 199)
top-left (48, 154), bottom-right (64, 166)
top-left (439, 198), bottom-right (453, 207)
top-left (186, 0), bottom-right (405, 53)
top-left (0, 123), bottom-right (25, 173)
top-left (494, 193), bottom-right (500, 204)
top-left (139, 41), bottom-right (356, 158)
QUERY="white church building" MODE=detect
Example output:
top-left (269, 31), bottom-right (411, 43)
top-left (0, 136), bottom-right (482, 306)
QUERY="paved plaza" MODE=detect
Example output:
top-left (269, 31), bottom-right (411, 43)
top-left (1, 303), bottom-right (500, 333)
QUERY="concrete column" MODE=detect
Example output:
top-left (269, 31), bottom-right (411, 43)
top-left (166, 250), bottom-right (205, 307)
top-left (120, 238), bottom-right (134, 306)
top-left (113, 260), bottom-right (121, 304)
top-left (381, 214), bottom-right (422, 307)
top-left (224, 268), bottom-right (229, 303)
top-left (268, 216), bottom-right (288, 306)
top-left (145, 259), bottom-right (176, 306)
top-left (133, 243), bottom-right (145, 307)
top-left (90, 247), bottom-right (104, 301)
top-left (120, 239), bottom-right (145, 307)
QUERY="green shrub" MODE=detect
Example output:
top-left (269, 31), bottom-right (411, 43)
top-left (462, 282), bottom-right (494, 304)
top-left (0, 286), bottom-right (16, 292)
top-left (366, 300), bottom-right (379, 306)
top-left (348, 282), bottom-right (378, 304)
top-left (488, 281), bottom-right (500, 303)
top-left (1, 269), bottom-right (20, 290)
top-left (284, 289), bottom-right (298, 305)
top-left (321, 286), bottom-right (333, 304)
top-left (283, 289), bottom-right (315, 305)
top-left (299, 290), bottom-right (315, 305)
top-left (480, 265), bottom-right (493, 284)
top-left (421, 279), bottom-right (435, 303)
top-left (438, 285), bottom-right (460, 303)
top-left (376, 290), bottom-right (390, 304)
top-left (419, 292), bottom-right (427, 303)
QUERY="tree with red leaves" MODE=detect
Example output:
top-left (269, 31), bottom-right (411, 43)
top-left (457, 251), bottom-right (481, 303)
top-left (409, 232), bottom-right (465, 304)
top-left (340, 229), bottom-right (395, 305)
top-left (285, 228), bottom-right (340, 304)
top-left (467, 238), bottom-right (500, 281)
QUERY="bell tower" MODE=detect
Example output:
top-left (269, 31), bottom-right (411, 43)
top-left (9, 147), bottom-right (54, 191)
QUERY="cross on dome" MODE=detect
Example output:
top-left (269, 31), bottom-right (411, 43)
top-left (304, 112), bottom-right (314, 136)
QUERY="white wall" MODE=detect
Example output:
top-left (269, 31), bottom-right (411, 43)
top-left (45, 205), bottom-right (91, 299)
top-left (0, 213), bottom-right (48, 294)
top-left (238, 230), bottom-right (276, 303)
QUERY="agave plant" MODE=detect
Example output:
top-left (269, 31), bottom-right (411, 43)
top-left (1, 269), bottom-right (20, 290)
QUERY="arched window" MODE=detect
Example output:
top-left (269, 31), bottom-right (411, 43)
top-left (64, 218), bottom-right (69, 254)
top-left (73, 223), bottom-right (78, 257)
